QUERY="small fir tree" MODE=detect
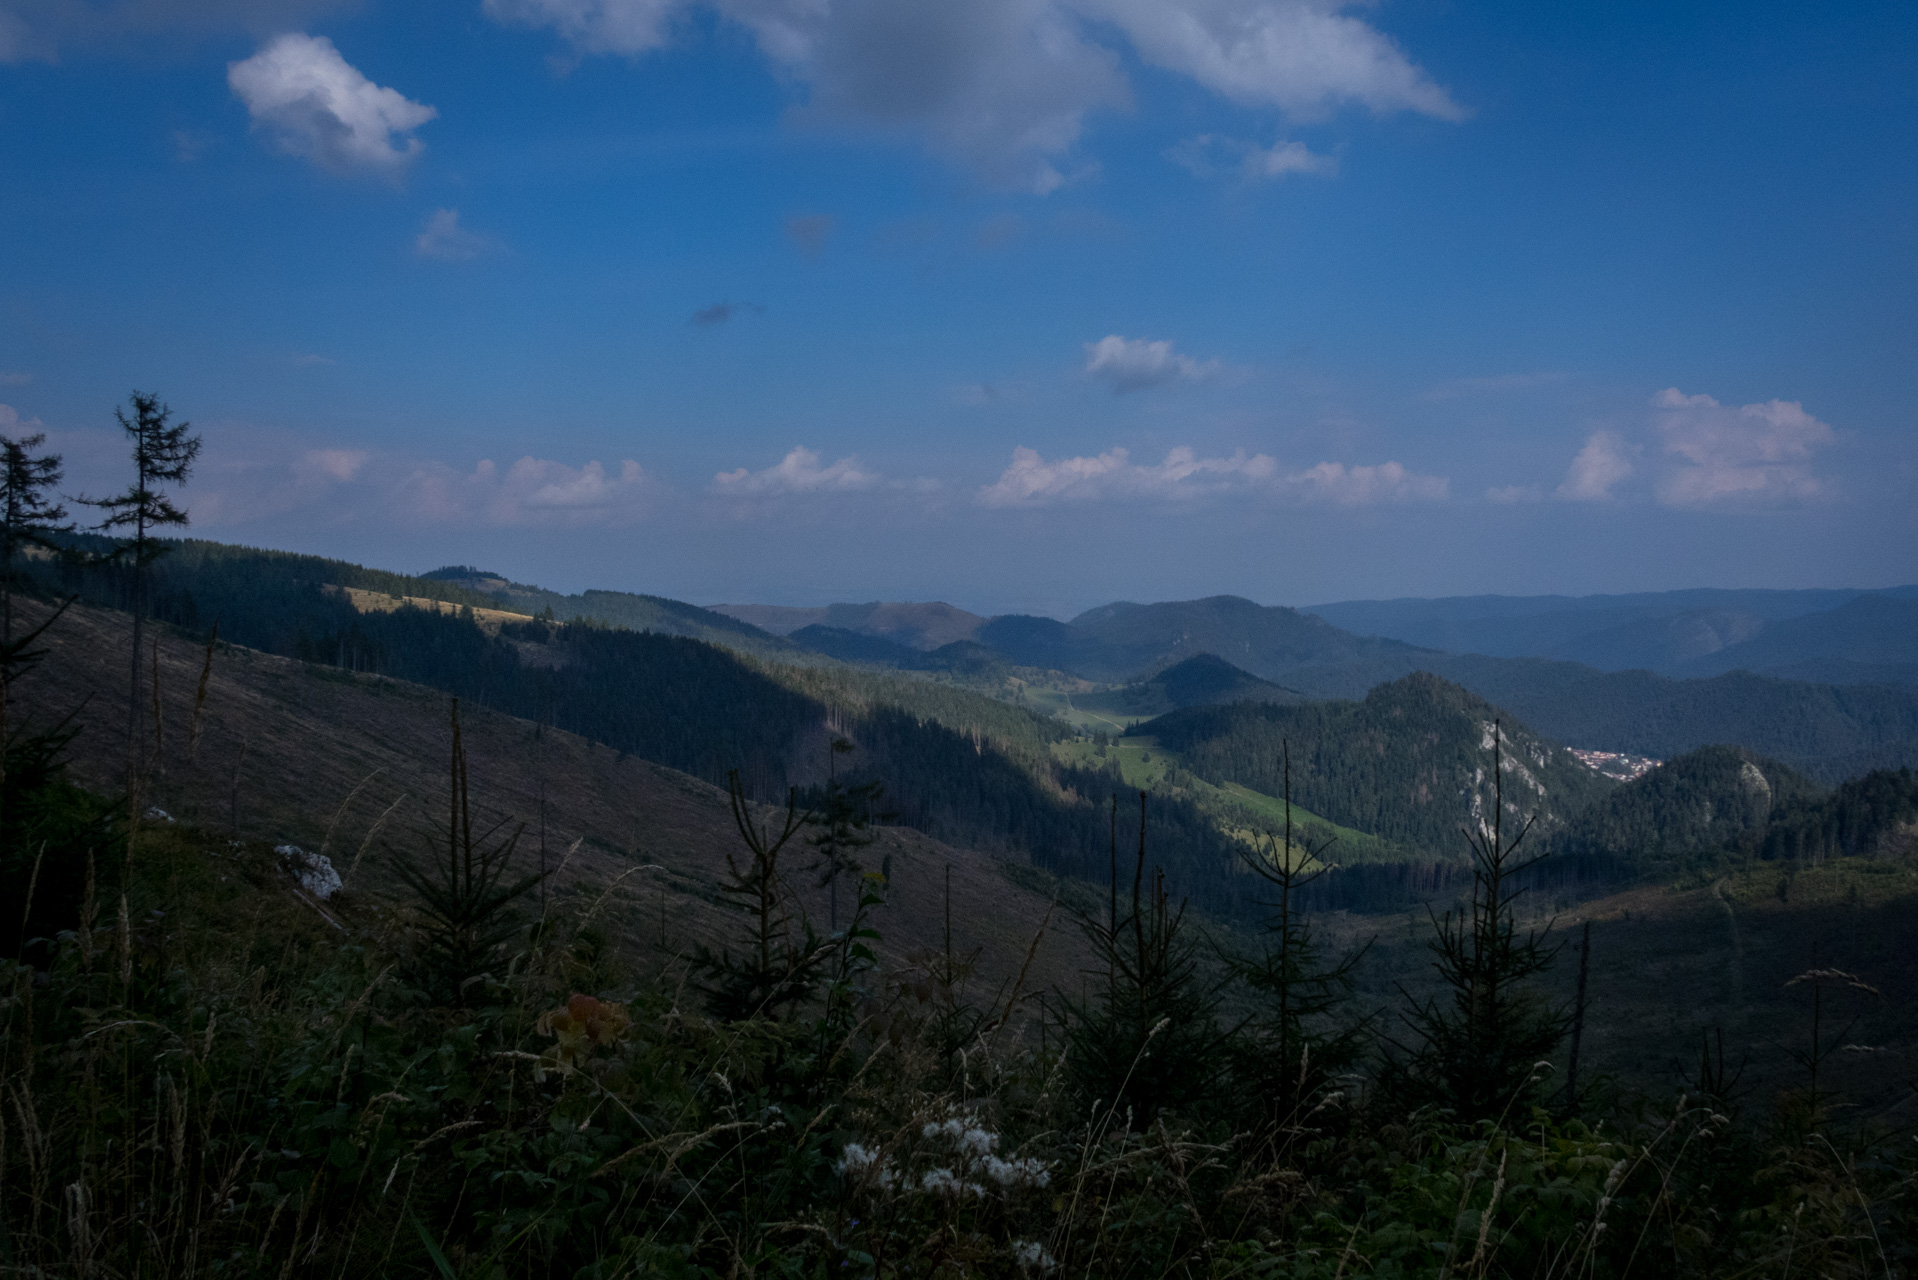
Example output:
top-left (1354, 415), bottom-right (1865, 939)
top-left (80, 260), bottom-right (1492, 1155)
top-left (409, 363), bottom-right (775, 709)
top-left (1065, 791), bottom-right (1224, 1126)
top-left (1386, 720), bottom-right (1567, 1120)
top-left (807, 735), bottom-right (888, 930)
top-left (1227, 739), bottom-right (1368, 1131)
top-left (0, 431), bottom-right (72, 642)
top-left (693, 770), bottom-right (834, 1021)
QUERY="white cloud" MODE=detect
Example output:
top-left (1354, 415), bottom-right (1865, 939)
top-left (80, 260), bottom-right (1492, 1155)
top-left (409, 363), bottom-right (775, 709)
top-left (1167, 133), bottom-right (1334, 181)
top-left (714, 446), bottom-right (881, 496)
top-left (1285, 459), bottom-right (1448, 504)
top-left (401, 456), bottom-right (652, 525)
top-left (976, 445), bottom-right (1445, 507)
top-left (1083, 334), bottom-right (1222, 393)
top-left (1555, 430), bottom-right (1634, 501)
top-left (1485, 484), bottom-right (1542, 504)
top-left (295, 448), bottom-right (367, 482)
top-left (979, 445), bottom-right (1276, 505)
top-left (0, 403), bottom-right (46, 434)
top-left (1079, 0), bottom-right (1465, 121)
top-left (1651, 387), bottom-right (1835, 507)
top-left (415, 209), bottom-right (502, 261)
top-left (486, 0), bottom-right (1457, 191)
top-left (228, 34), bottom-right (437, 176)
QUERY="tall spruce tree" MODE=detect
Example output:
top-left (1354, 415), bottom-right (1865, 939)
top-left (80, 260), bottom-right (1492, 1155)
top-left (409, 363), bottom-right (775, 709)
top-left (1387, 721), bottom-right (1568, 1121)
top-left (82, 392), bottom-right (200, 792)
top-left (0, 432), bottom-right (71, 642)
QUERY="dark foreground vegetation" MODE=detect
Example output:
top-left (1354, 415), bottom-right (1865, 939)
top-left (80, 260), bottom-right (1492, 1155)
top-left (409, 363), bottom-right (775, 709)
top-left (6, 675), bottom-right (1917, 1277)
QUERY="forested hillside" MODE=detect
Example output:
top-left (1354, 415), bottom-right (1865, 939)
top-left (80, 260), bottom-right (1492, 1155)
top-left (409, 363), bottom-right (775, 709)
top-left (25, 540), bottom-right (1249, 911)
top-left (1137, 672), bottom-right (1614, 856)
top-left (1542, 745), bottom-right (1824, 876)
top-left (1436, 655), bottom-right (1918, 779)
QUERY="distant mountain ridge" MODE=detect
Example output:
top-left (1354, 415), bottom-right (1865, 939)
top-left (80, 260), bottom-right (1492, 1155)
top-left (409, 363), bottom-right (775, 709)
top-left (701, 589), bottom-right (1918, 779)
top-left (709, 601), bottom-right (985, 650)
top-left (419, 567), bottom-right (796, 657)
top-left (1307, 584), bottom-right (1918, 682)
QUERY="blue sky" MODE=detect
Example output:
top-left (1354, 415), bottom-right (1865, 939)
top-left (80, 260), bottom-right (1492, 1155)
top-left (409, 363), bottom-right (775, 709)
top-left (2, 0), bottom-right (1913, 616)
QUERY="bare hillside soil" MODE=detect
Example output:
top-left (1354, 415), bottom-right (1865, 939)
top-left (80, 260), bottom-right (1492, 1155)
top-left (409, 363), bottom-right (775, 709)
top-left (15, 595), bottom-right (1095, 1005)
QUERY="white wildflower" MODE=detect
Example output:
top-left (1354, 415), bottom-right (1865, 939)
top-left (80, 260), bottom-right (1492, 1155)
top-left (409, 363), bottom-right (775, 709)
top-left (982, 1153), bottom-right (1050, 1189)
top-left (1012, 1240), bottom-right (1057, 1272)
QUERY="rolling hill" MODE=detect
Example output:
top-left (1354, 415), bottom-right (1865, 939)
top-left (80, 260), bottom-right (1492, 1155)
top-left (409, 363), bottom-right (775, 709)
top-left (1067, 653), bottom-right (1307, 721)
top-left (1137, 672), bottom-right (1616, 858)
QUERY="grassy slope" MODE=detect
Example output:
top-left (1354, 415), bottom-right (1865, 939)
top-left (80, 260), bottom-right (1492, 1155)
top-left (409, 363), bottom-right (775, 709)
top-left (1052, 735), bottom-right (1400, 864)
top-left (12, 595), bottom-right (1095, 996)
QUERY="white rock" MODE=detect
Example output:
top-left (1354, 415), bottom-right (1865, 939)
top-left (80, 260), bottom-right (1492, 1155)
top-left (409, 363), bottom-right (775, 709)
top-left (275, 845), bottom-right (343, 900)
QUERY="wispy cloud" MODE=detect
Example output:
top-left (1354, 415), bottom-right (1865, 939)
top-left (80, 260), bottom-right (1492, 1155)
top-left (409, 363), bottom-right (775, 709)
top-left (1556, 430), bottom-right (1634, 501)
top-left (1167, 134), bottom-right (1335, 181)
top-left (0, 371), bottom-right (32, 387)
top-left (415, 209), bottom-right (502, 261)
top-left (1083, 335), bottom-right (1222, 393)
top-left (714, 446), bottom-right (881, 496)
top-left (228, 33), bottom-right (437, 177)
top-left (1651, 387), bottom-right (1835, 507)
top-left (1485, 484), bottom-right (1542, 504)
top-left (977, 446), bottom-right (1446, 507)
top-left (400, 456), bottom-right (652, 525)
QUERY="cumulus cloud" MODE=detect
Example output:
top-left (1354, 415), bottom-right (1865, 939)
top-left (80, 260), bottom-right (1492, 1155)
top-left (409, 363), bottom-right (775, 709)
top-left (977, 445), bottom-right (1445, 507)
top-left (415, 209), bottom-right (502, 261)
top-left (714, 447), bottom-right (881, 496)
top-left (228, 34), bottom-right (437, 176)
top-left (1083, 335), bottom-right (1222, 393)
top-left (486, 0), bottom-right (1458, 191)
top-left (1555, 430), bottom-right (1634, 501)
top-left (1167, 133), bottom-right (1334, 181)
top-left (1651, 387), bottom-right (1835, 507)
